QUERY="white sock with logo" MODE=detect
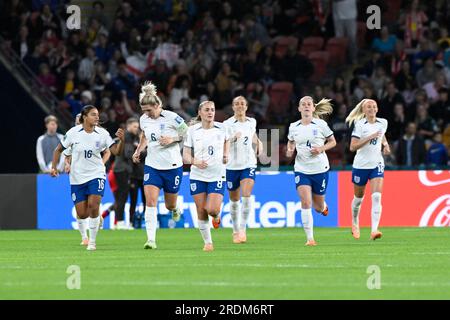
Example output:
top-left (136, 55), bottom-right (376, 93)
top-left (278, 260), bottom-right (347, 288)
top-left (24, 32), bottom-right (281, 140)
top-left (230, 200), bottom-right (240, 233)
top-left (198, 220), bottom-right (212, 244)
top-left (88, 216), bottom-right (100, 245)
top-left (145, 206), bottom-right (157, 242)
top-left (240, 197), bottom-right (251, 231)
top-left (351, 196), bottom-right (364, 226)
top-left (301, 208), bottom-right (314, 241)
top-left (371, 192), bottom-right (382, 232)
top-left (77, 217), bottom-right (88, 240)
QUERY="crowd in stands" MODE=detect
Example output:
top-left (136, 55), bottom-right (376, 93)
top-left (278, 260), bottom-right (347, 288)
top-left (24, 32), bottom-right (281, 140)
top-left (1, 0), bottom-right (449, 168)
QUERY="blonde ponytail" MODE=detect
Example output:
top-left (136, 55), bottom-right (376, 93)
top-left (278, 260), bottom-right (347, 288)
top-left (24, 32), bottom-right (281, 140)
top-left (139, 81), bottom-right (162, 107)
top-left (345, 99), bottom-right (368, 127)
top-left (313, 98), bottom-right (333, 118)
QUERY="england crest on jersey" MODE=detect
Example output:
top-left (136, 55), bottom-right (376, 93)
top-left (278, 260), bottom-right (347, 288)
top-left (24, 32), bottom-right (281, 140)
top-left (95, 141), bottom-right (101, 149)
top-left (313, 129), bottom-right (318, 136)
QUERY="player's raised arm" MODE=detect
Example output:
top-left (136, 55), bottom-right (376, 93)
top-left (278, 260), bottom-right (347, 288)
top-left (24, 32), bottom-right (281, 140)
top-left (110, 128), bottom-right (125, 156)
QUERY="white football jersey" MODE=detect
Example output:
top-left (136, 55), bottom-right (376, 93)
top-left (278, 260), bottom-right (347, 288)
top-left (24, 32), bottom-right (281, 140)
top-left (185, 122), bottom-right (229, 182)
top-left (140, 110), bottom-right (185, 170)
top-left (223, 116), bottom-right (258, 170)
top-left (61, 125), bottom-right (114, 185)
top-left (351, 118), bottom-right (388, 169)
top-left (287, 118), bottom-right (333, 174)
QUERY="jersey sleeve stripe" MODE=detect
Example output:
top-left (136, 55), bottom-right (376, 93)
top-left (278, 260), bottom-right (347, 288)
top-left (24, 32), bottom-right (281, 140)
top-left (351, 135), bottom-right (360, 139)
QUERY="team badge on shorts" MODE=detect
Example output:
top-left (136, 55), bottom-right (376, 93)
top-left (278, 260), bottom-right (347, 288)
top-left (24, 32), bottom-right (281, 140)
top-left (295, 175), bottom-right (300, 184)
top-left (144, 173), bottom-right (149, 181)
top-left (190, 183), bottom-right (197, 192)
top-left (227, 181), bottom-right (233, 189)
top-left (72, 193), bottom-right (76, 202)
top-left (354, 176), bottom-right (360, 184)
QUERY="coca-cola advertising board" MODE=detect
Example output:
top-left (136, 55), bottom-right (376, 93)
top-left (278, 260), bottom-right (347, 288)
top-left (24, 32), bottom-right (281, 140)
top-left (338, 170), bottom-right (450, 227)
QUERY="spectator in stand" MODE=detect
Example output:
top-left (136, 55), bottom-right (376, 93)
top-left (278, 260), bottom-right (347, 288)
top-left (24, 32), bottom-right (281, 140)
top-left (396, 122), bottom-right (427, 166)
top-left (423, 73), bottom-right (448, 103)
top-left (112, 58), bottom-right (136, 99)
top-left (95, 32), bottom-right (114, 65)
top-left (169, 74), bottom-right (193, 111)
top-left (78, 47), bottom-right (97, 84)
top-left (389, 103), bottom-right (408, 142)
top-left (58, 68), bottom-right (77, 98)
top-left (330, 102), bottom-right (349, 143)
top-left (13, 25), bottom-right (33, 60)
top-left (426, 133), bottom-right (449, 166)
top-left (23, 42), bottom-right (49, 74)
top-left (145, 59), bottom-right (170, 96)
top-left (89, 1), bottom-right (110, 30)
top-left (379, 81), bottom-right (405, 123)
top-left (65, 90), bottom-right (93, 118)
top-left (331, 0), bottom-right (357, 63)
top-left (37, 62), bottom-right (57, 92)
top-left (400, 0), bottom-right (428, 49)
top-left (430, 88), bottom-right (450, 128)
top-left (247, 81), bottom-right (270, 123)
top-left (372, 26), bottom-right (397, 55)
top-left (415, 104), bottom-right (440, 143)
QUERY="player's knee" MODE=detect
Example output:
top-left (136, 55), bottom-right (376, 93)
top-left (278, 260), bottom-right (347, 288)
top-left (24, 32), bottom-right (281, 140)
top-left (301, 199), bottom-right (312, 208)
top-left (165, 203), bottom-right (176, 211)
top-left (146, 198), bottom-right (158, 207)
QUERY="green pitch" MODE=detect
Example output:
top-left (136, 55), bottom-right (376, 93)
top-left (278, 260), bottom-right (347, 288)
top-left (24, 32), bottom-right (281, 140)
top-left (0, 227), bottom-right (449, 299)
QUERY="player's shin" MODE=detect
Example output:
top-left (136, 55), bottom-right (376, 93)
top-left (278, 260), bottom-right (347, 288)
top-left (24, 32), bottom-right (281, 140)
top-left (145, 206), bottom-right (157, 242)
top-left (230, 200), bottom-right (240, 233)
top-left (351, 196), bottom-right (364, 226)
top-left (240, 196), bottom-right (251, 231)
top-left (301, 208), bottom-right (314, 241)
top-left (371, 192), bottom-right (382, 232)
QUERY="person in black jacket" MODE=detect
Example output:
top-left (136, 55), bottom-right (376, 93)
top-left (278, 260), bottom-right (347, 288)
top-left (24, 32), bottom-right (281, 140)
top-left (112, 118), bottom-right (140, 229)
top-left (395, 122), bottom-right (427, 166)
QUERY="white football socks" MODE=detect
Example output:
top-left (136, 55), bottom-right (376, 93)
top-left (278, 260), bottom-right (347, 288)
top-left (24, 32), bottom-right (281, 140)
top-left (240, 197), bottom-right (251, 231)
top-left (198, 219), bottom-right (212, 244)
top-left (77, 217), bottom-right (88, 240)
top-left (230, 200), bottom-right (240, 233)
top-left (371, 192), bottom-right (382, 232)
top-left (301, 208), bottom-right (314, 241)
top-left (88, 216), bottom-right (100, 245)
top-left (145, 206), bottom-right (157, 242)
top-left (351, 196), bottom-right (364, 226)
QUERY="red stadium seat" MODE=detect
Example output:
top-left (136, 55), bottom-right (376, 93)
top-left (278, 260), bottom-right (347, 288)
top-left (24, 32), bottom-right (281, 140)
top-left (275, 36), bottom-right (299, 58)
top-left (308, 51), bottom-right (330, 82)
top-left (268, 82), bottom-right (293, 116)
top-left (300, 36), bottom-right (325, 56)
top-left (325, 37), bottom-right (349, 66)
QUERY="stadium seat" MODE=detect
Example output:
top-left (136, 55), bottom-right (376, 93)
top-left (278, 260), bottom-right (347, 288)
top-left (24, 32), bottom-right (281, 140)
top-left (267, 82), bottom-right (293, 118)
top-left (325, 37), bottom-right (349, 66)
top-left (308, 51), bottom-right (330, 82)
top-left (275, 36), bottom-right (299, 58)
top-left (300, 36), bottom-right (325, 56)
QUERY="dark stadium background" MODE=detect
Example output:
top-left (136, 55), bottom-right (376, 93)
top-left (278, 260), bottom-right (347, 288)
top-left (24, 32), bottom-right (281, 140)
top-left (0, 0), bottom-right (448, 173)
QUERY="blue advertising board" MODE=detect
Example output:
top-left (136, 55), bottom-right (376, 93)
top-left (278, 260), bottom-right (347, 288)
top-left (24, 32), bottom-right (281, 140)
top-left (37, 171), bottom-right (338, 229)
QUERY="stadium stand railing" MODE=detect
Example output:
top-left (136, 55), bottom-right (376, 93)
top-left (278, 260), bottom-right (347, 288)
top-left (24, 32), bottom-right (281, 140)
top-left (0, 35), bottom-right (72, 131)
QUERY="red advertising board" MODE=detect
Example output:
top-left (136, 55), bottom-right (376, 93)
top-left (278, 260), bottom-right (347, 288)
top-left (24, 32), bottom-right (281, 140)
top-left (338, 170), bottom-right (450, 227)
